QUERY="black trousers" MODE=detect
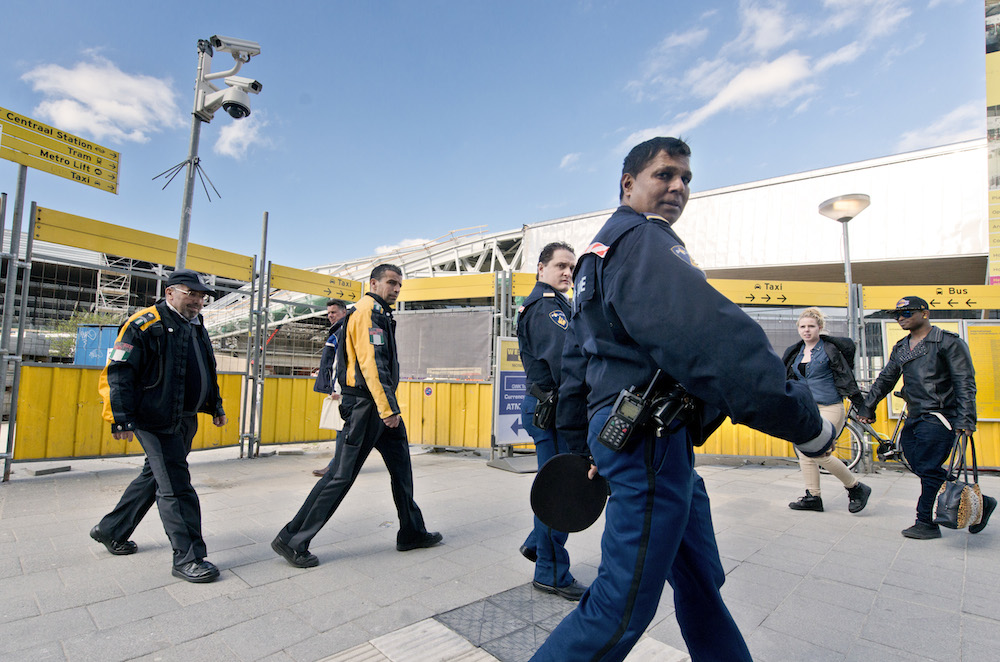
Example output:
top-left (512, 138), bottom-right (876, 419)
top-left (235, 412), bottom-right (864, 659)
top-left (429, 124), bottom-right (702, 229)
top-left (279, 394), bottom-right (427, 551)
top-left (98, 416), bottom-right (207, 566)
top-left (900, 415), bottom-right (955, 524)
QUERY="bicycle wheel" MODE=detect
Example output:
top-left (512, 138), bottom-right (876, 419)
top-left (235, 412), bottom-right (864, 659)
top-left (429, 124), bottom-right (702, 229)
top-left (829, 422), bottom-right (863, 472)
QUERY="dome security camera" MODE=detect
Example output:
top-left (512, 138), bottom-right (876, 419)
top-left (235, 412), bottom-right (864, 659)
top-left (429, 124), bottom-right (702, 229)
top-left (221, 87), bottom-right (251, 119)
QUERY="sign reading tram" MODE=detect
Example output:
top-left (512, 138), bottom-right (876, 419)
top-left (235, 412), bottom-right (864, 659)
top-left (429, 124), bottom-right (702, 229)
top-left (0, 106), bottom-right (120, 194)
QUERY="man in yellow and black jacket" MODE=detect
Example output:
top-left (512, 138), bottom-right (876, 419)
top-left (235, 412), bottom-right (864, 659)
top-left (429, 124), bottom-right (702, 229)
top-left (272, 264), bottom-right (442, 568)
top-left (90, 269), bottom-right (226, 584)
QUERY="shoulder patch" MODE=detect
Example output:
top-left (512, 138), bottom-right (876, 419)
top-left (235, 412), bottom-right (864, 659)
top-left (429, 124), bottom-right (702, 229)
top-left (549, 310), bottom-right (569, 329)
top-left (517, 305), bottom-right (525, 314)
top-left (130, 308), bottom-right (160, 331)
top-left (671, 245), bottom-right (692, 265)
top-left (108, 342), bottom-right (133, 363)
top-left (584, 241), bottom-right (610, 258)
top-left (542, 292), bottom-right (555, 297)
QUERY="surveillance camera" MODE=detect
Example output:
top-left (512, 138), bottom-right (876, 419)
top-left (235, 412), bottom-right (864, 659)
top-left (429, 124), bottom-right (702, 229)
top-left (220, 87), bottom-right (251, 119)
top-left (210, 35), bottom-right (261, 59)
top-left (224, 75), bottom-right (263, 95)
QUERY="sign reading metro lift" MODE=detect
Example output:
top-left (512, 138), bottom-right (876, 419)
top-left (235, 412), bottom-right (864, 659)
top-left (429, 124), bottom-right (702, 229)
top-left (0, 106), bottom-right (120, 194)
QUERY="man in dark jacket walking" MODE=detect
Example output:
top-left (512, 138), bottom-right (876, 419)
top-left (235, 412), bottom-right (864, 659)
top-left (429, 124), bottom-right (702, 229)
top-left (858, 296), bottom-right (995, 538)
top-left (91, 269), bottom-right (227, 583)
top-left (312, 299), bottom-right (348, 477)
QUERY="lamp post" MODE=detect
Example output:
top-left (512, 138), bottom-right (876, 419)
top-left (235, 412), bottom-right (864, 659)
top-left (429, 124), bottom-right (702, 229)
top-left (818, 194), bottom-right (870, 343)
top-left (175, 36), bottom-right (262, 269)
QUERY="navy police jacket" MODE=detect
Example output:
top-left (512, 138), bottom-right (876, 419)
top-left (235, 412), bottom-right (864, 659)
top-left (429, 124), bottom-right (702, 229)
top-left (517, 281), bottom-right (571, 394)
top-left (313, 319), bottom-right (344, 395)
top-left (557, 206), bottom-right (827, 452)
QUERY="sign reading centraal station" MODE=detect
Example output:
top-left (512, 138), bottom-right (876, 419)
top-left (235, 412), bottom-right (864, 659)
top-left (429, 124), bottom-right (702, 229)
top-left (0, 106), bottom-right (120, 194)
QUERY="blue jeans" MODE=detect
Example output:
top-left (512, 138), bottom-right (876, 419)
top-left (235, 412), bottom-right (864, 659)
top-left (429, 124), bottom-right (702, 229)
top-left (521, 394), bottom-right (574, 588)
top-left (531, 407), bottom-right (750, 662)
top-left (900, 415), bottom-right (955, 524)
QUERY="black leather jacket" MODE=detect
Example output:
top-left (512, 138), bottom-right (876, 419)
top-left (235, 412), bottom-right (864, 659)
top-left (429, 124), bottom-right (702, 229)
top-left (781, 335), bottom-right (863, 407)
top-left (859, 326), bottom-right (977, 431)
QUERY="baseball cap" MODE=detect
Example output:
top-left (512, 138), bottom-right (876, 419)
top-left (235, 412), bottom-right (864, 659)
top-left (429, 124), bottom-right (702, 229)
top-left (891, 296), bottom-right (929, 311)
top-left (166, 269), bottom-right (217, 296)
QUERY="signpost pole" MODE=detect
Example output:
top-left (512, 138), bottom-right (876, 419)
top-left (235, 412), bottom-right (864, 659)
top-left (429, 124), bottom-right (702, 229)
top-left (0, 166), bottom-right (27, 481)
top-left (175, 115), bottom-right (203, 270)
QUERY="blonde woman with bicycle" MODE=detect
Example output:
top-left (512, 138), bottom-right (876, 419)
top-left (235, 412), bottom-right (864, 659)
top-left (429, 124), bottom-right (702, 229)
top-left (781, 308), bottom-right (872, 513)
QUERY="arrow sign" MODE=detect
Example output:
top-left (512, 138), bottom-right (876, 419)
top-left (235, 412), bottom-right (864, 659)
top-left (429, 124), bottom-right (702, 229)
top-left (510, 418), bottom-right (523, 436)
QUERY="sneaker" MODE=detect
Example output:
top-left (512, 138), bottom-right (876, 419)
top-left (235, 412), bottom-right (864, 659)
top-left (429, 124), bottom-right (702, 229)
top-left (788, 491), bottom-right (823, 512)
top-left (846, 482), bottom-right (872, 514)
top-left (970, 495), bottom-right (996, 534)
top-left (396, 531), bottom-right (443, 552)
top-left (902, 520), bottom-right (941, 539)
top-left (271, 536), bottom-right (319, 568)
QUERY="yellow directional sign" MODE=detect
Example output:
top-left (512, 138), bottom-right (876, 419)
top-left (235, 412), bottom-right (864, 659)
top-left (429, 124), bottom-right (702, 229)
top-left (0, 106), bottom-right (120, 194)
top-left (35, 207), bottom-right (253, 281)
top-left (863, 285), bottom-right (1000, 311)
top-left (269, 264), bottom-right (363, 302)
top-left (708, 279), bottom-right (848, 307)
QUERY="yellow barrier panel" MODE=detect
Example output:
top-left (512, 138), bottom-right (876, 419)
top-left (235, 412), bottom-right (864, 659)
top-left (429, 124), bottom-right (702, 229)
top-left (512, 272), bottom-right (536, 298)
top-left (14, 366), bottom-right (242, 460)
top-left (398, 273), bottom-right (495, 302)
top-left (397, 381), bottom-right (493, 448)
top-left (35, 207), bottom-right (254, 282)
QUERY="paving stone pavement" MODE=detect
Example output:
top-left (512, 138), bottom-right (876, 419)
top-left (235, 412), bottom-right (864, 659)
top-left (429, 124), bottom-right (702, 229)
top-left (0, 444), bottom-right (998, 662)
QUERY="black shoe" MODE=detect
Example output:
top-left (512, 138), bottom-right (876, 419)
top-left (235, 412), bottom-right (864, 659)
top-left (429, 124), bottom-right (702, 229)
top-left (171, 560), bottom-right (220, 583)
top-left (902, 520), bottom-right (941, 539)
top-left (788, 491), bottom-right (824, 512)
top-left (846, 482), bottom-right (872, 514)
top-left (271, 536), bottom-right (319, 568)
top-left (90, 525), bottom-right (138, 556)
top-left (970, 495), bottom-right (997, 534)
top-left (397, 531), bottom-right (443, 552)
top-left (520, 544), bottom-right (537, 563)
top-left (532, 579), bottom-right (588, 602)
top-left (312, 467), bottom-right (328, 477)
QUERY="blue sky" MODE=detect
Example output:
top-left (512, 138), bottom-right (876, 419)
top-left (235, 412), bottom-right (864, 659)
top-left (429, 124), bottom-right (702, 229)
top-left (0, 0), bottom-right (985, 271)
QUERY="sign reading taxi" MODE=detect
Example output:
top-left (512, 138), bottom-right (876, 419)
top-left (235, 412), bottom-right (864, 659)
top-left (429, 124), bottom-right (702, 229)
top-left (863, 285), bottom-right (1000, 311)
top-left (0, 106), bottom-right (120, 194)
top-left (268, 263), bottom-right (363, 302)
top-left (708, 279), bottom-right (848, 307)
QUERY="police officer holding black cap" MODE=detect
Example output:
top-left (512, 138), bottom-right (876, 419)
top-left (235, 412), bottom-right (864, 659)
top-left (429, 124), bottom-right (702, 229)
top-left (516, 241), bottom-right (588, 601)
top-left (857, 296), bottom-right (994, 539)
top-left (90, 269), bottom-right (227, 583)
top-left (530, 137), bottom-right (834, 662)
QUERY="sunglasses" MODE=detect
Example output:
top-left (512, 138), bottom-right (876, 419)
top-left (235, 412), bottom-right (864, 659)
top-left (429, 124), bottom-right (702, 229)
top-left (891, 310), bottom-right (920, 319)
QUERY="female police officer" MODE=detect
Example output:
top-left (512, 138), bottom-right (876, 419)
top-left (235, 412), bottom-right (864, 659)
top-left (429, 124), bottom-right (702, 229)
top-left (517, 242), bottom-right (588, 601)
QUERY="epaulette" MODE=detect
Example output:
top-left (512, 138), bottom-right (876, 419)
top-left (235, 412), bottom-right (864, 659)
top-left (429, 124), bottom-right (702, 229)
top-left (543, 292), bottom-right (555, 297)
top-left (129, 307), bottom-right (160, 331)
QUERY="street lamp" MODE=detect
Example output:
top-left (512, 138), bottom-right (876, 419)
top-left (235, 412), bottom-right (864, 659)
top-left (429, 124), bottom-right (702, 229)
top-left (818, 193), bottom-right (870, 343)
top-left (174, 35), bottom-right (262, 269)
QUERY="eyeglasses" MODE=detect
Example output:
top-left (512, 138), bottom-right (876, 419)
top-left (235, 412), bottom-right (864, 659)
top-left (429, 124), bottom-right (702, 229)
top-left (891, 310), bottom-right (919, 319)
top-left (171, 287), bottom-right (209, 302)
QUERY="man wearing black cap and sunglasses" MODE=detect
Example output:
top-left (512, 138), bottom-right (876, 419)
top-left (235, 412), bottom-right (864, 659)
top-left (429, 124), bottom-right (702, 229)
top-left (857, 296), bottom-right (995, 539)
top-left (91, 269), bottom-right (228, 582)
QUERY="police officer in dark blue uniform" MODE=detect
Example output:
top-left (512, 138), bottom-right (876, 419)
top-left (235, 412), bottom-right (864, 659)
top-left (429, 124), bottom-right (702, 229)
top-left (530, 137), bottom-right (834, 662)
top-left (517, 242), bottom-right (588, 601)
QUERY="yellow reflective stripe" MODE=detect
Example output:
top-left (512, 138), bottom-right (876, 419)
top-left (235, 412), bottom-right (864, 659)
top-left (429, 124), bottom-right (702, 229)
top-left (98, 306), bottom-right (159, 423)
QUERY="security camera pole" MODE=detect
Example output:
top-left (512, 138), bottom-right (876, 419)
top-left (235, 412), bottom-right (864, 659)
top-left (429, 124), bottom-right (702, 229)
top-left (175, 36), bottom-right (261, 269)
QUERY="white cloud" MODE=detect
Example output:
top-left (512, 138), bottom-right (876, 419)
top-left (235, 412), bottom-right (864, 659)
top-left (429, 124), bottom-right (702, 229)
top-left (734, 1), bottom-right (804, 56)
top-left (626, 51), bottom-right (814, 144)
top-left (895, 102), bottom-right (985, 152)
top-left (21, 56), bottom-right (182, 143)
top-left (374, 238), bottom-right (432, 255)
top-left (815, 41), bottom-right (865, 71)
top-left (214, 113), bottom-right (271, 159)
top-left (559, 153), bottom-right (582, 170)
top-left (625, 27), bottom-right (710, 101)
